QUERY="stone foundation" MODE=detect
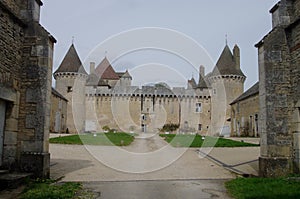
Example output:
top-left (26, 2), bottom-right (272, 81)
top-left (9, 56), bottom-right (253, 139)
top-left (259, 157), bottom-right (292, 177)
top-left (20, 152), bottom-right (50, 178)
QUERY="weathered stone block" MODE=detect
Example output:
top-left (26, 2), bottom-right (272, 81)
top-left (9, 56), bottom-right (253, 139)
top-left (3, 131), bottom-right (17, 145)
top-left (20, 152), bottom-right (50, 178)
top-left (25, 87), bottom-right (39, 103)
top-left (25, 114), bottom-right (36, 129)
top-left (259, 157), bottom-right (292, 177)
top-left (5, 118), bottom-right (18, 131)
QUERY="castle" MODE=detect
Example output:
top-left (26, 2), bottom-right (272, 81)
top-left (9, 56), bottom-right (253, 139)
top-left (53, 43), bottom-right (246, 135)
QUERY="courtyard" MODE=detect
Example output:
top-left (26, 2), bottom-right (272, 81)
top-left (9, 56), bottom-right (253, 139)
top-left (48, 133), bottom-right (259, 198)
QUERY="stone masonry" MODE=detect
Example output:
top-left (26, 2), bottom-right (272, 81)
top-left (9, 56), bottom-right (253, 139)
top-left (0, 0), bottom-right (55, 177)
top-left (256, 0), bottom-right (300, 177)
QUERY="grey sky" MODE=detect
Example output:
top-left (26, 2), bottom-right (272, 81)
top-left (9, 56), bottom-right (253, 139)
top-left (41, 0), bottom-right (278, 90)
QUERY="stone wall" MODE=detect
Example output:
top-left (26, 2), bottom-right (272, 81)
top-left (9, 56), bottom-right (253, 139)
top-left (0, 0), bottom-right (55, 177)
top-left (209, 76), bottom-right (245, 135)
top-left (0, 0), bottom-right (24, 171)
top-left (55, 73), bottom-right (87, 134)
top-left (231, 94), bottom-right (259, 137)
top-left (50, 91), bottom-right (67, 133)
top-left (257, 0), bottom-right (300, 177)
top-left (84, 93), bottom-right (211, 135)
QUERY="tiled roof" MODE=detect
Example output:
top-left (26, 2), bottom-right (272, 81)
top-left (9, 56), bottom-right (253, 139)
top-left (95, 57), bottom-right (120, 80)
top-left (51, 87), bottom-right (68, 102)
top-left (211, 45), bottom-right (245, 77)
top-left (54, 44), bottom-right (87, 75)
top-left (86, 73), bottom-right (111, 88)
top-left (230, 82), bottom-right (259, 105)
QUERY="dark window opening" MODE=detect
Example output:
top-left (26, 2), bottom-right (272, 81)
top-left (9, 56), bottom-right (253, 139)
top-left (67, 86), bottom-right (73, 93)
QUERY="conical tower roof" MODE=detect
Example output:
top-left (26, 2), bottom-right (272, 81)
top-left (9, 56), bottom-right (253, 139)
top-left (95, 57), bottom-right (120, 80)
top-left (54, 44), bottom-right (87, 75)
top-left (211, 45), bottom-right (245, 77)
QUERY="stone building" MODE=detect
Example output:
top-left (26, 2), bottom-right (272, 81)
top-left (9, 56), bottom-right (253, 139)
top-left (256, 0), bottom-right (300, 177)
top-left (54, 43), bottom-right (246, 136)
top-left (0, 0), bottom-right (55, 177)
top-left (230, 82), bottom-right (259, 137)
top-left (50, 88), bottom-right (68, 133)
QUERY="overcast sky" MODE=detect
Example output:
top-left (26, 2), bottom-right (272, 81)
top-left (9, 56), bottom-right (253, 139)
top-left (41, 0), bottom-right (278, 90)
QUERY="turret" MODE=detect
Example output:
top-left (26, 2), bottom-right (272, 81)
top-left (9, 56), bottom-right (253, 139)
top-left (54, 43), bottom-right (88, 133)
top-left (208, 44), bottom-right (246, 135)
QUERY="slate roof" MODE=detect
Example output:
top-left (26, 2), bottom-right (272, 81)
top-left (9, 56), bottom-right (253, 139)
top-left (211, 45), bottom-right (245, 77)
top-left (197, 76), bottom-right (209, 89)
top-left (54, 44), bottom-right (87, 75)
top-left (51, 87), bottom-right (68, 102)
top-left (230, 82), bottom-right (259, 105)
top-left (94, 57), bottom-right (120, 80)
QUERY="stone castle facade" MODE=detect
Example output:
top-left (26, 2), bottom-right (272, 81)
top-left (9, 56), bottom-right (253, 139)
top-left (54, 43), bottom-right (246, 135)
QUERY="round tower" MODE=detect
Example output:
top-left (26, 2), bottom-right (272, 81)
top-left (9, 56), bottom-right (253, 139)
top-left (208, 44), bottom-right (246, 135)
top-left (53, 44), bottom-right (88, 133)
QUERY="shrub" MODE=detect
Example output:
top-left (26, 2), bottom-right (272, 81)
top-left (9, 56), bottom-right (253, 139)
top-left (102, 125), bottom-right (110, 132)
top-left (159, 123), bottom-right (180, 132)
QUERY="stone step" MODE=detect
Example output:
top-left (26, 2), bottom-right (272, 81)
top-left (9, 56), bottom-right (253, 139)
top-left (0, 173), bottom-right (32, 191)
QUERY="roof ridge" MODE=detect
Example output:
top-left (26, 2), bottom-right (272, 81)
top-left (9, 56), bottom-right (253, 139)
top-left (94, 57), bottom-right (120, 80)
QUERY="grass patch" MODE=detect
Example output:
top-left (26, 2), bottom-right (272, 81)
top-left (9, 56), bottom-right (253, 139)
top-left (225, 177), bottom-right (300, 199)
top-left (160, 134), bottom-right (259, 147)
top-left (21, 179), bottom-right (81, 199)
top-left (50, 132), bottom-right (135, 146)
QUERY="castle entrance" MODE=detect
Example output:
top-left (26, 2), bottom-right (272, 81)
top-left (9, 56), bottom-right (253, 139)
top-left (0, 99), bottom-right (6, 166)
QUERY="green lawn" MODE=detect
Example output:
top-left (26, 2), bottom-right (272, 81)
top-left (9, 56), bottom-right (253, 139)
top-left (225, 177), bottom-right (300, 199)
top-left (21, 179), bottom-right (82, 199)
top-left (160, 134), bottom-right (259, 147)
top-left (50, 132), bottom-right (135, 146)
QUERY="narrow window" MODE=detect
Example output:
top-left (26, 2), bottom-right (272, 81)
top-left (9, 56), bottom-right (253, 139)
top-left (67, 86), bottom-right (73, 93)
top-left (195, 103), bottom-right (202, 113)
top-left (198, 124), bottom-right (202, 131)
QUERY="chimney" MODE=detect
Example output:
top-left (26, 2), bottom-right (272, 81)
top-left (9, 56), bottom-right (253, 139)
top-left (233, 45), bottom-right (240, 70)
top-left (199, 65), bottom-right (205, 84)
top-left (20, 0), bottom-right (43, 22)
top-left (269, 1), bottom-right (291, 28)
top-left (90, 62), bottom-right (95, 74)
